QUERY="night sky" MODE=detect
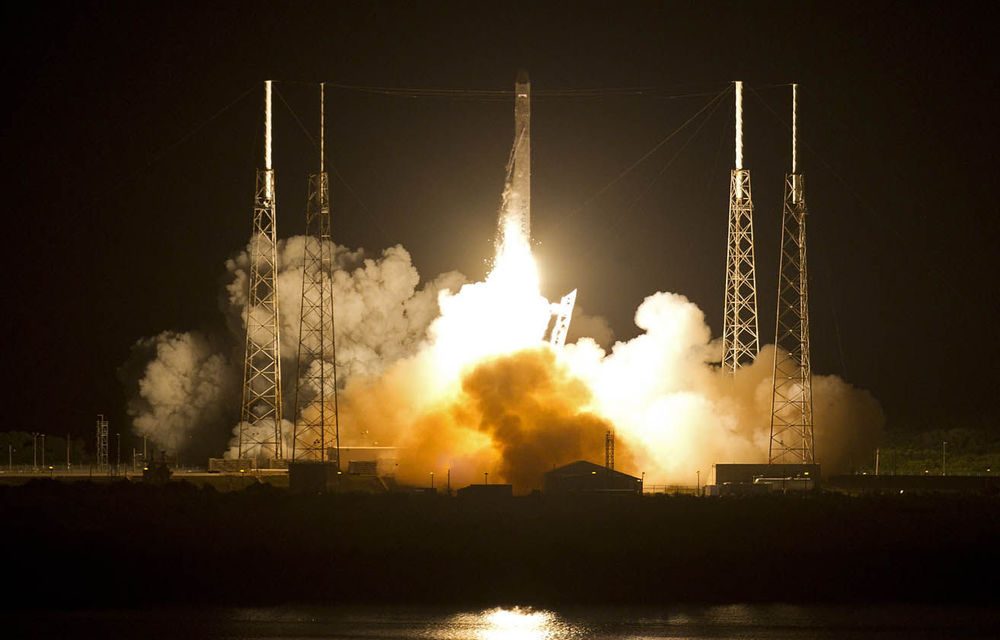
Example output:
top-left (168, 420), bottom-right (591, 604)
top-left (4, 2), bottom-right (996, 450)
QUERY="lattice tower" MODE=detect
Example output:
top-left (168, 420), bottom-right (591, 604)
top-left (769, 84), bottom-right (815, 464)
top-left (605, 429), bottom-right (615, 471)
top-left (239, 80), bottom-right (283, 461)
top-left (292, 83), bottom-right (341, 466)
top-left (721, 81), bottom-right (760, 372)
top-left (549, 289), bottom-right (577, 348)
top-left (95, 414), bottom-right (109, 472)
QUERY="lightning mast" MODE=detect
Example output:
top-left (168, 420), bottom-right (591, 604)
top-left (292, 83), bottom-right (340, 467)
top-left (769, 84), bottom-right (815, 464)
top-left (721, 81), bottom-right (760, 372)
top-left (239, 80), bottom-right (284, 462)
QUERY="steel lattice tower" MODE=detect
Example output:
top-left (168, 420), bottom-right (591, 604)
top-left (769, 84), bottom-right (815, 464)
top-left (96, 414), bottom-right (109, 472)
top-left (239, 80), bottom-right (283, 461)
top-left (721, 81), bottom-right (760, 372)
top-left (292, 83), bottom-right (341, 466)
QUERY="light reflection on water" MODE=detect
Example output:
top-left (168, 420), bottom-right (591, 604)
top-left (10, 603), bottom-right (1000, 639)
top-left (445, 607), bottom-right (584, 640)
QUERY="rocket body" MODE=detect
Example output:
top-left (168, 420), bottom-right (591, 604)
top-left (501, 71), bottom-right (531, 245)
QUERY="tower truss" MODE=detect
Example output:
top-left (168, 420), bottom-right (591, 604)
top-left (721, 81), bottom-right (760, 372)
top-left (292, 83), bottom-right (340, 466)
top-left (239, 80), bottom-right (283, 461)
top-left (769, 84), bottom-right (815, 464)
top-left (96, 414), bottom-right (109, 473)
top-left (548, 289), bottom-right (577, 348)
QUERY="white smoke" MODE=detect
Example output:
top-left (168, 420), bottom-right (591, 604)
top-left (562, 292), bottom-right (883, 483)
top-left (224, 239), bottom-right (465, 380)
top-left (126, 239), bottom-right (465, 457)
top-left (125, 331), bottom-right (236, 456)
top-left (126, 236), bottom-right (882, 478)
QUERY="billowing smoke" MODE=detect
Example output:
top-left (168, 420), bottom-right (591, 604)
top-left (337, 289), bottom-right (881, 490)
top-left (125, 234), bottom-right (882, 484)
top-left (339, 347), bottom-right (633, 492)
top-left (123, 331), bottom-right (237, 459)
top-left (126, 239), bottom-right (464, 456)
top-left (224, 239), bottom-right (466, 380)
top-left (562, 292), bottom-right (883, 483)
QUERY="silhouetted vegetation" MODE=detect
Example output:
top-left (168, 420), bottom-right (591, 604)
top-left (2, 480), bottom-right (997, 609)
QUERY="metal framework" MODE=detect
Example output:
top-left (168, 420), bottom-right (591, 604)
top-left (769, 84), bottom-right (815, 464)
top-left (292, 83), bottom-right (341, 466)
top-left (721, 81), bottom-right (760, 372)
top-left (95, 414), bottom-right (109, 472)
top-left (605, 429), bottom-right (615, 471)
top-left (549, 289), bottom-right (577, 348)
top-left (239, 81), bottom-right (283, 461)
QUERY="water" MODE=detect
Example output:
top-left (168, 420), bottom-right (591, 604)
top-left (8, 604), bottom-right (999, 639)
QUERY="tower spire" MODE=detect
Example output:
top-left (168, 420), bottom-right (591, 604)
top-left (239, 80), bottom-right (284, 462)
top-left (292, 83), bottom-right (340, 467)
top-left (721, 81), bottom-right (760, 372)
top-left (769, 83), bottom-right (815, 464)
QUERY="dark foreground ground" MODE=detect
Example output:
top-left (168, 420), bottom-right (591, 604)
top-left (2, 480), bottom-right (998, 609)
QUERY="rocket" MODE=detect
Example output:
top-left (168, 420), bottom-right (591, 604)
top-left (500, 70), bottom-right (531, 244)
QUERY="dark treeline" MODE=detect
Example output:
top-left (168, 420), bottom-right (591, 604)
top-left (2, 481), bottom-right (998, 609)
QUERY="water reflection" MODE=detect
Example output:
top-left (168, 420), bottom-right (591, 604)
top-left (446, 606), bottom-right (584, 640)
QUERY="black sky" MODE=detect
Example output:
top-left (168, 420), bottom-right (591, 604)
top-left (4, 1), bottom-right (996, 449)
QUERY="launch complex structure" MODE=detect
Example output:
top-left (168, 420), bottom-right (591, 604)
top-left (232, 76), bottom-right (817, 474)
top-left (721, 81), bottom-right (816, 467)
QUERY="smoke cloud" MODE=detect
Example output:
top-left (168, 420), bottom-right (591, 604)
top-left (126, 239), bottom-right (464, 456)
top-left (126, 236), bottom-right (882, 484)
top-left (124, 331), bottom-right (237, 459)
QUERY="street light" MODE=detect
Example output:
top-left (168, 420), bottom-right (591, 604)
top-left (942, 441), bottom-right (948, 476)
top-left (430, 471), bottom-right (435, 489)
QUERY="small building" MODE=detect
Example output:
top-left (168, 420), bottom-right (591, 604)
top-left (544, 460), bottom-right (641, 495)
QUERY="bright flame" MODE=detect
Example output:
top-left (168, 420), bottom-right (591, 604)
top-left (430, 215), bottom-right (551, 376)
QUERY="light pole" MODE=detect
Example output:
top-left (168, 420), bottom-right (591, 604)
top-left (641, 471), bottom-right (646, 494)
top-left (40, 434), bottom-right (46, 468)
top-left (116, 433), bottom-right (121, 475)
top-left (484, 472), bottom-right (488, 485)
top-left (430, 471), bottom-right (435, 490)
top-left (942, 441), bottom-right (947, 476)
top-left (697, 470), bottom-right (701, 496)
top-left (32, 434), bottom-right (37, 470)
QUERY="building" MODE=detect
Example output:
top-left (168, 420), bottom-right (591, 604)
top-left (544, 460), bottom-right (641, 495)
